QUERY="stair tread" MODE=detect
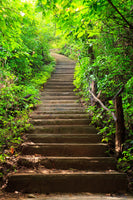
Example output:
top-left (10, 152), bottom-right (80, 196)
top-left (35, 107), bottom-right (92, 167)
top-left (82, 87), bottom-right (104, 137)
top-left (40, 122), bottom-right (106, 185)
top-left (30, 119), bottom-right (89, 122)
top-left (9, 170), bottom-right (124, 175)
top-left (29, 125), bottom-right (97, 129)
top-left (22, 143), bottom-right (107, 146)
top-left (30, 114), bottom-right (88, 118)
top-left (26, 134), bottom-right (98, 136)
top-left (18, 155), bottom-right (115, 159)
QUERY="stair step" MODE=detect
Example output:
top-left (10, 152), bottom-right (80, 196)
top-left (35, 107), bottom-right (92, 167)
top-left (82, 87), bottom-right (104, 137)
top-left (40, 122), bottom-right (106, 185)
top-left (32, 110), bottom-right (86, 115)
top-left (37, 107), bottom-right (84, 112)
top-left (30, 113), bottom-right (88, 119)
top-left (55, 67), bottom-right (75, 69)
top-left (44, 89), bottom-right (75, 92)
top-left (54, 71), bottom-right (74, 74)
top-left (22, 143), bottom-right (107, 157)
top-left (51, 77), bottom-right (74, 79)
top-left (45, 85), bottom-right (75, 89)
top-left (6, 172), bottom-right (127, 193)
top-left (17, 156), bottom-right (116, 171)
top-left (50, 78), bottom-right (74, 81)
top-left (30, 119), bottom-right (89, 126)
top-left (39, 100), bottom-right (79, 103)
top-left (54, 72), bottom-right (74, 75)
top-left (28, 125), bottom-right (97, 134)
top-left (38, 103), bottom-right (81, 106)
top-left (41, 91), bottom-right (75, 96)
top-left (44, 89), bottom-right (76, 92)
top-left (56, 65), bottom-right (75, 68)
top-left (52, 73), bottom-right (74, 76)
top-left (41, 92), bottom-right (76, 96)
top-left (26, 134), bottom-right (101, 143)
top-left (47, 81), bottom-right (74, 84)
top-left (38, 103), bottom-right (81, 107)
top-left (40, 96), bottom-right (79, 100)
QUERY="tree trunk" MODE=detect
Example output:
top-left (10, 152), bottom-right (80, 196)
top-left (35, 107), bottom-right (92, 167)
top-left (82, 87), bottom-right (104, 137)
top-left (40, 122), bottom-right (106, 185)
top-left (115, 96), bottom-right (125, 157)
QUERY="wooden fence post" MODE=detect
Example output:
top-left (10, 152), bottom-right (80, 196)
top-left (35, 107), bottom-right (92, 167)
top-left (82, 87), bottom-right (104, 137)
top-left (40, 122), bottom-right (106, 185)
top-left (90, 81), bottom-right (97, 106)
top-left (115, 95), bottom-right (125, 158)
top-left (89, 87), bottom-right (125, 157)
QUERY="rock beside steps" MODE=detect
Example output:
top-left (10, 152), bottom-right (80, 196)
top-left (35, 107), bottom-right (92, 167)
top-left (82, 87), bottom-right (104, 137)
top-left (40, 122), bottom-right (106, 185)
top-left (6, 53), bottom-right (127, 193)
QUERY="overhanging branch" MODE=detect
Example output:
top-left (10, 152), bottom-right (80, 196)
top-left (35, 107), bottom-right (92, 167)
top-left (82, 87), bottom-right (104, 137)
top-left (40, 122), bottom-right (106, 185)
top-left (89, 89), bottom-right (117, 121)
top-left (107, 0), bottom-right (133, 29)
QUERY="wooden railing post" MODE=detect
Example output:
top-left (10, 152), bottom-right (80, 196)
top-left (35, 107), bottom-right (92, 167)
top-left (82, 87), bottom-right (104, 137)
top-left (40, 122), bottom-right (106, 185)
top-left (88, 87), bottom-right (125, 158)
top-left (115, 95), bottom-right (125, 158)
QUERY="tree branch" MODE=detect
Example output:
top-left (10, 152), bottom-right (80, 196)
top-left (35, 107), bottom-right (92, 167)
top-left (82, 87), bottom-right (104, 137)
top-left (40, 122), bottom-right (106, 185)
top-left (107, 0), bottom-right (133, 30)
top-left (89, 89), bottom-right (117, 121)
top-left (113, 87), bottom-right (124, 100)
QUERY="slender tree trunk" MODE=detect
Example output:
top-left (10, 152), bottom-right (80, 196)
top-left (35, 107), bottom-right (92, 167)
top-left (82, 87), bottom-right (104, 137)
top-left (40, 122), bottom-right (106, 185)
top-left (115, 96), bottom-right (125, 157)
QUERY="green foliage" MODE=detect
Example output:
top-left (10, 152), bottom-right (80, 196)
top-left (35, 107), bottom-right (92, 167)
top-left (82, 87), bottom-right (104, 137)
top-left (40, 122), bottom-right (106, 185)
top-left (118, 139), bottom-right (133, 172)
top-left (0, 0), bottom-right (55, 164)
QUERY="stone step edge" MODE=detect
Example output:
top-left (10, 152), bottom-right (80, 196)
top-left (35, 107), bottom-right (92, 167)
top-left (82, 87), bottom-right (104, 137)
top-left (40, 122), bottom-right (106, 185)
top-left (17, 156), bottom-right (116, 171)
top-left (17, 156), bottom-right (116, 167)
top-left (22, 143), bottom-right (106, 146)
top-left (30, 114), bottom-right (88, 118)
top-left (25, 134), bottom-right (101, 143)
top-left (40, 96), bottom-right (79, 99)
top-left (17, 155), bottom-right (115, 160)
top-left (6, 172), bottom-right (127, 193)
top-left (27, 125), bottom-right (98, 133)
top-left (46, 81), bottom-right (74, 83)
top-left (37, 99), bottom-right (80, 103)
top-left (29, 119), bottom-right (89, 122)
top-left (26, 133), bottom-right (98, 137)
top-left (32, 111), bottom-right (86, 114)
top-left (29, 125), bottom-right (97, 128)
top-left (30, 117), bottom-right (88, 119)
top-left (37, 105), bottom-right (82, 107)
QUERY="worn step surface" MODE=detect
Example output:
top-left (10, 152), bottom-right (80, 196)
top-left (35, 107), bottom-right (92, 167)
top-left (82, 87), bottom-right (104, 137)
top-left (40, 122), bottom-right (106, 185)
top-left (30, 119), bottom-right (90, 126)
top-left (17, 156), bottom-right (116, 171)
top-left (22, 143), bottom-right (107, 157)
top-left (26, 134), bottom-right (101, 143)
top-left (30, 113), bottom-right (88, 119)
top-left (6, 172), bottom-right (127, 193)
top-left (47, 83), bottom-right (75, 90)
top-left (39, 99), bottom-right (80, 103)
top-left (6, 52), bottom-right (127, 194)
top-left (41, 92), bottom-right (76, 96)
top-left (27, 125), bottom-right (98, 134)
top-left (38, 103), bottom-right (82, 107)
top-left (37, 107), bottom-right (84, 112)
top-left (46, 81), bottom-right (74, 84)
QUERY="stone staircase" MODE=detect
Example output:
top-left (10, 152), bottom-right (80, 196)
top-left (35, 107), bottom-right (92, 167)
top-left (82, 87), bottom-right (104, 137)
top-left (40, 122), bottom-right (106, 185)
top-left (6, 53), bottom-right (127, 193)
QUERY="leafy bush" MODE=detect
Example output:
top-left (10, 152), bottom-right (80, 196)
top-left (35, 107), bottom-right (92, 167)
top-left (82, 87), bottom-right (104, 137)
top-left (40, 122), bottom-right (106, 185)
top-left (0, 0), bottom-right (55, 165)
